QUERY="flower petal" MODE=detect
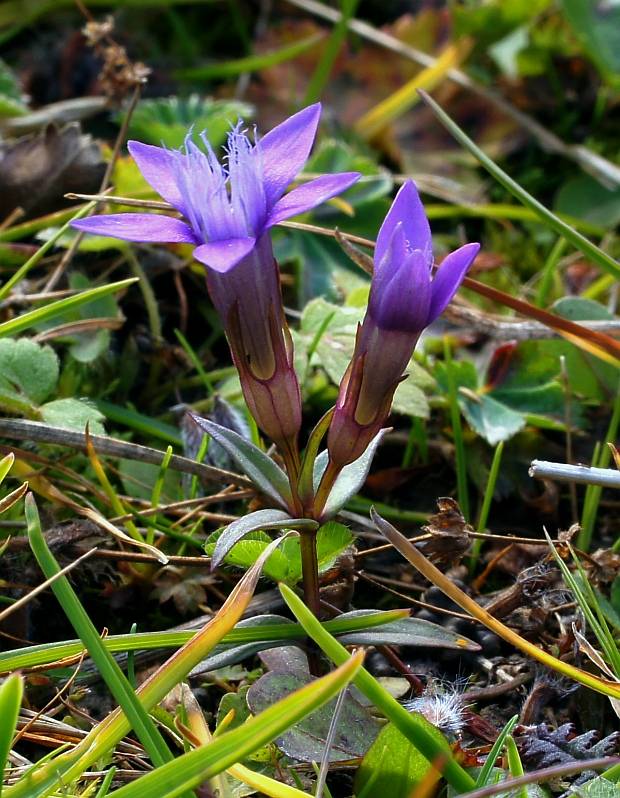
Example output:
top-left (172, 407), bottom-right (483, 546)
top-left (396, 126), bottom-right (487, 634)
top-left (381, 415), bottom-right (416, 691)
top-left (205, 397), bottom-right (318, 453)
top-left (266, 172), bottom-right (360, 226)
top-left (371, 246), bottom-right (432, 333)
top-left (127, 141), bottom-right (185, 211)
top-left (72, 213), bottom-right (198, 243)
top-left (258, 103), bottom-right (322, 208)
top-left (193, 237), bottom-right (256, 274)
top-left (427, 242), bottom-right (480, 323)
top-left (375, 180), bottom-right (431, 267)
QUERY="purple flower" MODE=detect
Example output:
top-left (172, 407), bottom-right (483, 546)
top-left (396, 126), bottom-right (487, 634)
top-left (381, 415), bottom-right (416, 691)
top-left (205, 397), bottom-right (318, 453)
top-left (72, 105), bottom-right (360, 459)
top-left (326, 180), bottom-right (479, 469)
top-left (71, 103), bottom-right (358, 273)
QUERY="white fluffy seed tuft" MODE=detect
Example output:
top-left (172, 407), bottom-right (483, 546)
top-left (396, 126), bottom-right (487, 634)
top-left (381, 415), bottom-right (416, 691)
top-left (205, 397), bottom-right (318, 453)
top-left (404, 685), bottom-right (467, 736)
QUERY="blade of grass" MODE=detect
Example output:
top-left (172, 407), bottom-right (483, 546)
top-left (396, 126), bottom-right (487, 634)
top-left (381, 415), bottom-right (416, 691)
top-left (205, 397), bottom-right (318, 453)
top-left (25, 493), bottom-right (175, 769)
top-left (470, 441), bottom-right (504, 571)
top-left (278, 583), bottom-right (475, 793)
top-left (505, 736), bottom-right (528, 798)
top-left (174, 33), bottom-right (322, 79)
top-left (581, 385), bottom-right (620, 550)
top-left (0, 202), bottom-right (97, 301)
top-left (0, 205), bottom-right (87, 243)
top-left (0, 278), bottom-right (138, 338)
top-left (356, 43), bottom-right (465, 139)
top-left (106, 651), bottom-right (364, 798)
top-left (3, 535), bottom-right (310, 798)
top-left (475, 715), bottom-right (518, 787)
top-left (0, 674), bottom-right (22, 798)
top-left (85, 428), bottom-right (144, 545)
top-left (303, 0), bottom-right (358, 105)
top-left (186, 695), bottom-right (313, 798)
top-left (443, 337), bottom-right (469, 521)
top-left (95, 767), bottom-right (117, 798)
top-left (94, 400), bottom-right (183, 446)
top-left (419, 90), bottom-right (620, 281)
top-left (545, 531), bottom-right (620, 676)
top-left (0, 609), bottom-right (408, 673)
top-left (370, 508), bottom-right (620, 700)
top-left (535, 238), bottom-right (567, 308)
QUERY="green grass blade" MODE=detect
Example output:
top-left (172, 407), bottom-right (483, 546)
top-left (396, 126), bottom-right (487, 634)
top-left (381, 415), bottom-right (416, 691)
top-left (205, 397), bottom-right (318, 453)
top-left (0, 278), bottom-right (138, 338)
top-left (3, 535), bottom-right (300, 798)
top-left (505, 736), bottom-right (528, 798)
top-left (419, 90), bottom-right (620, 281)
top-left (0, 206), bottom-right (87, 243)
top-left (175, 33), bottom-right (322, 79)
top-left (580, 384), bottom-right (620, 550)
top-left (470, 440), bottom-right (504, 571)
top-left (444, 338), bottom-right (470, 521)
top-left (0, 201), bottom-right (97, 301)
top-left (535, 237), bottom-right (567, 308)
top-left (106, 651), bottom-right (364, 798)
top-left (0, 609), bottom-right (408, 672)
top-left (0, 452), bottom-right (15, 486)
top-left (94, 399), bottom-right (182, 446)
top-left (475, 714), bottom-right (518, 787)
top-left (25, 494), bottom-right (174, 769)
top-left (545, 531), bottom-right (620, 676)
top-left (303, 0), bottom-right (358, 105)
top-left (0, 674), bottom-right (22, 798)
top-left (279, 583), bottom-right (475, 793)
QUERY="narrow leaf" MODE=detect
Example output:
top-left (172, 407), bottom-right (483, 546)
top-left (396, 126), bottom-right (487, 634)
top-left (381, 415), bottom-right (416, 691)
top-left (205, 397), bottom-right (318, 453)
top-left (211, 508), bottom-right (318, 569)
top-left (0, 674), bottom-right (22, 798)
top-left (190, 414), bottom-right (293, 510)
top-left (0, 608), bottom-right (409, 675)
top-left (297, 407), bottom-right (333, 505)
top-left (371, 508), bottom-right (620, 700)
top-left (419, 90), bottom-right (620, 281)
top-left (175, 33), bottom-right (323, 79)
top-left (0, 279), bottom-right (138, 339)
top-left (4, 530), bottom-right (291, 798)
top-left (0, 452), bottom-right (15, 484)
top-left (356, 43), bottom-right (465, 138)
top-left (25, 494), bottom-right (174, 769)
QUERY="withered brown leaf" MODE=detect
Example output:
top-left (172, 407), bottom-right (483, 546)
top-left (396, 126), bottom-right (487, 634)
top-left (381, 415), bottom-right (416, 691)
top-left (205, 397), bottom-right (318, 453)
top-left (417, 496), bottom-right (472, 567)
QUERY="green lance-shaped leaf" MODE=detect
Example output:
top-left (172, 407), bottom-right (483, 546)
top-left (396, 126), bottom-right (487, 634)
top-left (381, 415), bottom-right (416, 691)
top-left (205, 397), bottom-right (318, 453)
top-left (190, 414), bottom-right (294, 510)
top-left (0, 674), bottom-right (22, 798)
top-left (25, 493), bottom-right (174, 770)
top-left (0, 279), bottom-right (138, 339)
top-left (0, 608), bottom-right (408, 674)
top-left (210, 508), bottom-right (318, 569)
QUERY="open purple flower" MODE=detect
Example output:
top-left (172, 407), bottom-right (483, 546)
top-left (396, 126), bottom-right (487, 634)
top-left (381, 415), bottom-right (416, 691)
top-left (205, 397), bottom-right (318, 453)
top-left (72, 103), bottom-right (358, 267)
top-left (326, 180), bottom-right (480, 470)
top-left (73, 104), bottom-right (360, 462)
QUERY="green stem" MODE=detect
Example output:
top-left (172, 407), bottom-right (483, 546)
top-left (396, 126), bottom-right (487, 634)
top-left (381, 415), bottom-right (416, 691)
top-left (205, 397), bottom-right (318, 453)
top-left (299, 529), bottom-right (321, 619)
top-left (299, 529), bottom-right (322, 676)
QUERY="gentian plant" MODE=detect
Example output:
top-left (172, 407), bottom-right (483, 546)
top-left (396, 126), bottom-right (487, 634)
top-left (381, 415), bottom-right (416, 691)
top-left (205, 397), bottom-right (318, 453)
top-left (73, 109), bottom-right (479, 620)
top-left (73, 104), bottom-right (359, 475)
